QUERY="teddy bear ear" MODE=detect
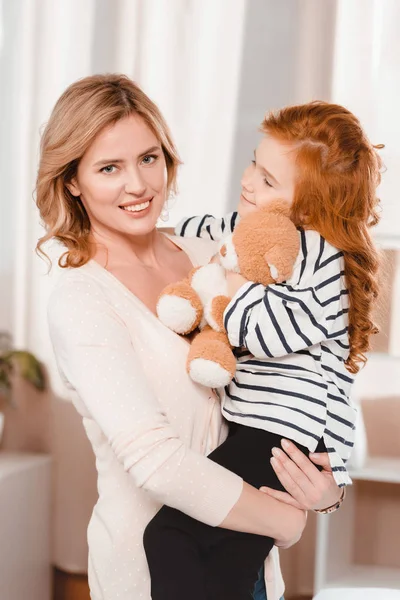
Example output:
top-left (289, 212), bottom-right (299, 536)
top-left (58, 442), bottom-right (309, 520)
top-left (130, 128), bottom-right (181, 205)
top-left (264, 249), bottom-right (294, 283)
top-left (263, 198), bottom-right (291, 217)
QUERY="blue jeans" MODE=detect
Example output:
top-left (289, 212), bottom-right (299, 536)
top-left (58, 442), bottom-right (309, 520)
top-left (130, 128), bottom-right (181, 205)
top-left (253, 566), bottom-right (284, 600)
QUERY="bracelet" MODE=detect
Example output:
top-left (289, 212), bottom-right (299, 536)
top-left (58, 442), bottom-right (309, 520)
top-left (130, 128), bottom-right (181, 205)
top-left (313, 486), bottom-right (346, 514)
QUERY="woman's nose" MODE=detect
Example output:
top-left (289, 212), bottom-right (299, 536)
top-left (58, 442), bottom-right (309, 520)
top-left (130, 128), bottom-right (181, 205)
top-left (241, 164), bottom-right (254, 192)
top-left (125, 168), bottom-right (146, 196)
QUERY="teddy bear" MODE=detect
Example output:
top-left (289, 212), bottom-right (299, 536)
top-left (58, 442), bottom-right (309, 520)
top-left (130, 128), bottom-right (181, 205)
top-left (157, 199), bottom-right (300, 388)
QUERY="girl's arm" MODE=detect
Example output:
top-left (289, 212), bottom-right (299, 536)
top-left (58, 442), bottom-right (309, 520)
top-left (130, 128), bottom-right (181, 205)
top-left (223, 233), bottom-right (349, 360)
top-left (174, 212), bottom-right (239, 241)
top-left (48, 278), bottom-right (305, 547)
top-left (223, 278), bottom-right (348, 359)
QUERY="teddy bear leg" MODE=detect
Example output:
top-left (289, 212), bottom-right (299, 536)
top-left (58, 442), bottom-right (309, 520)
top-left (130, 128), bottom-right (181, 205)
top-left (204, 295), bottom-right (231, 332)
top-left (156, 279), bottom-right (203, 334)
top-left (187, 326), bottom-right (236, 388)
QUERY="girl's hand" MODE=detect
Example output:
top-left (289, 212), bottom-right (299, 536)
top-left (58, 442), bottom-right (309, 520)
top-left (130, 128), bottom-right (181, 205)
top-left (260, 439), bottom-right (342, 511)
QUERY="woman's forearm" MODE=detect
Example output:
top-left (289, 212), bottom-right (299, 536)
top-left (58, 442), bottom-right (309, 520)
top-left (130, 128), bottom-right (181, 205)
top-left (219, 480), bottom-right (306, 545)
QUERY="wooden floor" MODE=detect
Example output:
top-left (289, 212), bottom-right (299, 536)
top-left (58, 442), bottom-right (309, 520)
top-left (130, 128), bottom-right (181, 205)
top-left (52, 568), bottom-right (311, 600)
top-left (53, 568), bottom-right (90, 600)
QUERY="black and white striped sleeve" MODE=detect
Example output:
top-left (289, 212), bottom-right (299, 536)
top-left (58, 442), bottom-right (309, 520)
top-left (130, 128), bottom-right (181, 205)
top-left (174, 212), bottom-right (239, 241)
top-left (224, 262), bottom-right (348, 358)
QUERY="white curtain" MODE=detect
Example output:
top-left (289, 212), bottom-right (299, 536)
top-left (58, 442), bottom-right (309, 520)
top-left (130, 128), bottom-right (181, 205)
top-left (0, 0), bottom-right (246, 396)
top-left (332, 0), bottom-right (400, 241)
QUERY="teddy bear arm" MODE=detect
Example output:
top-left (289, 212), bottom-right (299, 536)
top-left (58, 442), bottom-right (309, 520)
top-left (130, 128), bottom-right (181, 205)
top-left (187, 325), bottom-right (236, 388)
top-left (205, 295), bottom-right (231, 332)
top-left (156, 277), bottom-right (203, 334)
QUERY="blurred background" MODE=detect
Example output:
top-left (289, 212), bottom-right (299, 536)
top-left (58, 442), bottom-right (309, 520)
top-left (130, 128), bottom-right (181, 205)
top-left (0, 1), bottom-right (399, 599)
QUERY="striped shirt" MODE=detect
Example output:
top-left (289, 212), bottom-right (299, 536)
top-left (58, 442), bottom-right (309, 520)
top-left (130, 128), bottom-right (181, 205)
top-left (175, 212), bottom-right (357, 486)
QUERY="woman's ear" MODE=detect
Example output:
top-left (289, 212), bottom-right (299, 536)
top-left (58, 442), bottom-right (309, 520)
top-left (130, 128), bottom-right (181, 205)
top-left (65, 178), bottom-right (81, 197)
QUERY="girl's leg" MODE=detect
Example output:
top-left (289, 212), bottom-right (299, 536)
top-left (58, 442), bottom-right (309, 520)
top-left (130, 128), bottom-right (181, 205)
top-left (253, 566), bottom-right (267, 600)
top-left (144, 510), bottom-right (208, 600)
top-left (144, 425), bottom-right (310, 600)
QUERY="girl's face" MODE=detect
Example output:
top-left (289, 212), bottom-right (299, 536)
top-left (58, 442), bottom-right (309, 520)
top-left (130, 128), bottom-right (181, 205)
top-left (238, 135), bottom-right (298, 218)
top-left (67, 114), bottom-right (168, 239)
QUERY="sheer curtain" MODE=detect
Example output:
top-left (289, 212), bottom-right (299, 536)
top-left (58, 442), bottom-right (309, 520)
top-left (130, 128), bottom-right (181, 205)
top-left (0, 0), bottom-right (246, 395)
top-left (332, 0), bottom-right (400, 240)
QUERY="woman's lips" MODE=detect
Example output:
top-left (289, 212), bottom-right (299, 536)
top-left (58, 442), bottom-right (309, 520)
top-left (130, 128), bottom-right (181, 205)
top-left (119, 198), bottom-right (153, 216)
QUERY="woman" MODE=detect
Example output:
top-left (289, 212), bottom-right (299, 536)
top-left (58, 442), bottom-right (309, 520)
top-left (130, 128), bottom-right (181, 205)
top-left (37, 74), bottom-right (344, 600)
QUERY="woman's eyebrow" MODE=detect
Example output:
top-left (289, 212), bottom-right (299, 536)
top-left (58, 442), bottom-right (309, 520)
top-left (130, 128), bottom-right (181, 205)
top-left (138, 145), bottom-right (162, 157)
top-left (93, 158), bottom-right (125, 167)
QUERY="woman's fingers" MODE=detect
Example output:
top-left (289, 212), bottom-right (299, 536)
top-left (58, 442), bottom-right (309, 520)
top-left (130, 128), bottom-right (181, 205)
top-left (309, 451), bottom-right (333, 471)
top-left (259, 486), bottom-right (304, 510)
top-left (270, 456), bottom-right (309, 505)
top-left (279, 439), bottom-right (324, 482)
top-left (269, 441), bottom-right (340, 510)
top-left (272, 447), bottom-right (317, 492)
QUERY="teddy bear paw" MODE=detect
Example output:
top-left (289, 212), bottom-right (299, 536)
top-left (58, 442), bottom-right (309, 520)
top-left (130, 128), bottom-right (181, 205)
top-left (189, 358), bottom-right (233, 388)
top-left (157, 295), bottom-right (202, 334)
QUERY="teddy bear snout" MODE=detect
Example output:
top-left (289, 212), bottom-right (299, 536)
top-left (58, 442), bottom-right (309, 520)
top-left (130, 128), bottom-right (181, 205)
top-left (220, 244), bottom-right (227, 258)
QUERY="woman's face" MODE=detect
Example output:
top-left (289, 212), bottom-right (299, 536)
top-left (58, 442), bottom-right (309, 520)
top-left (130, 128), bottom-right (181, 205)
top-left (68, 114), bottom-right (168, 239)
top-left (238, 135), bottom-right (298, 218)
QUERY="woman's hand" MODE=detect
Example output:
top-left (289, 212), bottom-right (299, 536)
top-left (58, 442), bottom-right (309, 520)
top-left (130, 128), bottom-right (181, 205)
top-left (260, 439), bottom-right (342, 511)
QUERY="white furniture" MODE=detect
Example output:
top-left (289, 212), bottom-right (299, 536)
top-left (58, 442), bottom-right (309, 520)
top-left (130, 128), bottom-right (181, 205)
top-left (0, 452), bottom-right (52, 600)
top-left (313, 589), bottom-right (400, 600)
top-left (314, 353), bottom-right (400, 593)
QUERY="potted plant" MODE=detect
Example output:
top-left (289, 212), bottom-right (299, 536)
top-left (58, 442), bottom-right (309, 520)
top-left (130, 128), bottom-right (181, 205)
top-left (0, 332), bottom-right (46, 443)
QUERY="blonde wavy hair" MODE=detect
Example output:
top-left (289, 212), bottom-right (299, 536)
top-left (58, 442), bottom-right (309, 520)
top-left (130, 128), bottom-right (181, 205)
top-left (36, 74), bottom-right (181, 268)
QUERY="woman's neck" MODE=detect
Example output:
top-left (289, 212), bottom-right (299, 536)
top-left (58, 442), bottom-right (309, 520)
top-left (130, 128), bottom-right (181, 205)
top-left (90, 226), bottom-right (170, 270)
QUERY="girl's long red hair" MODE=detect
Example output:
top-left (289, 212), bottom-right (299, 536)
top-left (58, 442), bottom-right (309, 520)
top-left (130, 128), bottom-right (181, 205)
top-left (262, 101), bottom-right (383, 373)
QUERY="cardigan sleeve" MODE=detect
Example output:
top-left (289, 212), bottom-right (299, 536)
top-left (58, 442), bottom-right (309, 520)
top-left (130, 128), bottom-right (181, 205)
top-left (48, 278), bottom-right (243, 527)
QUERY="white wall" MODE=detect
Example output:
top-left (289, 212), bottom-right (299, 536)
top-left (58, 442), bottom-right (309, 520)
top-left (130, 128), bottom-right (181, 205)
top-left (0, 0), bottom-right (247, 397)
top-left (0, 0), bottom-right (21, 331)
top-left (227, 0), bottom-right (337, 210)
top-left (332, 0), bottom-right (400, 240)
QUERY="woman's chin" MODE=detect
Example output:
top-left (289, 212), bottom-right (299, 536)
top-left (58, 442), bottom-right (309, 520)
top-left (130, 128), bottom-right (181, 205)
top-left (117, 204), bottom-right (160, 236)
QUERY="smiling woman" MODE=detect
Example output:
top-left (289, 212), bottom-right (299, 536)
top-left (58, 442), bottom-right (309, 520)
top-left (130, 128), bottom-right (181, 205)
top-left (36, 75), bottom-right (181, 270)
top-left (65, 116), bottom-right (168, 230)
top-left (36, 74), bottom-right (306, 600)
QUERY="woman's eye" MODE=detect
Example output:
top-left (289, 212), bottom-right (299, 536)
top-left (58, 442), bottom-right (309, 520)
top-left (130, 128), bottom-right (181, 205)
top-left (251, 159), bottom-right (256, 165)
top-left (101, 165), bottom-right (116, 174)
top-left (142, 154), bottom-right (158, 165)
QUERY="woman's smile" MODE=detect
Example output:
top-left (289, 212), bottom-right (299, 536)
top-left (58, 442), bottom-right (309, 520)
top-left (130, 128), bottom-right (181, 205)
top-left (119, 196), bottom-right (153, 217)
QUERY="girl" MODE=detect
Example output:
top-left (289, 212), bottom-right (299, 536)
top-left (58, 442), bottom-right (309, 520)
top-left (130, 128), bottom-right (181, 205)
top-left (144, 101), bottom-right (383, 599)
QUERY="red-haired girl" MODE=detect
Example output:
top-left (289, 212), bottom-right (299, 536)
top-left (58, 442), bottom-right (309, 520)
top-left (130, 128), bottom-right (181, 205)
top-left (144, 101), bottom-right (383, 600)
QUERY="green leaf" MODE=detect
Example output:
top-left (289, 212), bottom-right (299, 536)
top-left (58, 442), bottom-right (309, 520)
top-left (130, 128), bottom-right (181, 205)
top-left (2, 351), bottom-right (46, 391)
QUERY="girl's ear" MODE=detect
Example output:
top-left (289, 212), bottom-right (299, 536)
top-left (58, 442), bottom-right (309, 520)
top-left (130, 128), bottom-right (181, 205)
top-left (66, 177), bottom-right (81, 197)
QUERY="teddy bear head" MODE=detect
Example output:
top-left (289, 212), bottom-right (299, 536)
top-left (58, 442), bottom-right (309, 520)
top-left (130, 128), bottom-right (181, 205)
top-left (218, 199), bottom-right (300, 287)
